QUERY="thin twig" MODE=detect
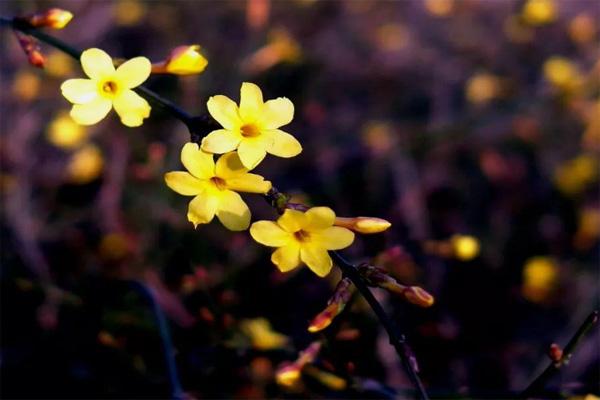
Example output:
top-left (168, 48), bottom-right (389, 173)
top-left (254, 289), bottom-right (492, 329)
top-left (521, 310), bottom-right (599, 399)
top-left (3, 19), bottom-right (429, 400)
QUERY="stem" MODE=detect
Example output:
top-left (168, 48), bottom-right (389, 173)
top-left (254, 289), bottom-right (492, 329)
top-left (521, 310), bottom-right (599, 398)
top-left (3, 18), bottom-right (429, 400)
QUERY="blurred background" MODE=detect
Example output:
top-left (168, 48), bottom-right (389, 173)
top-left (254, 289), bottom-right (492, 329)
top-left (1, 0), bottom-right (599, 398)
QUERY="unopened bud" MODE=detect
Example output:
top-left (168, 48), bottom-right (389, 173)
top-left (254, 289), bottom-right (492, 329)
top-left (548, 343), bottom-right (563, 363)
top-left (308, 278), bottom-right (354, 333)
top-left (26, 8), bottom-right (73, 29)
top-left (358, 264), bottom-right (434, 307)
top-left (152, 45), bottom-right (208, 75)
top-left (14, 31), bottom-right (45, 68)
top-left (303, 365), bottom-right (347, 390)
top-left (335, 216), bottom-right (392, 234)
top-left (404, 286), bottom-right (435, 307)
top-left (275, 341), bottom-right (322, 388)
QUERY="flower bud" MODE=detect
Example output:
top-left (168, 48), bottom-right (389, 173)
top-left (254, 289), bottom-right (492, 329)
top-left (308, 278), bottom-right (354, 333)
top-left (304, 365), bottom-right (347, 390)
top-left (152, 45), bottom-right (208, 75)
top-left (335, 216), bottom-right (392, 234)
top-left (548, 343), bottom-right (563, 363)
top-left (275, 341), bottom-right (322, 388)
top-left (403, 286), bottom-right (435, 307)
top-left (14, 31), bottom-right (45, 68)
top-left (27, 8), bottom-right (74, 29)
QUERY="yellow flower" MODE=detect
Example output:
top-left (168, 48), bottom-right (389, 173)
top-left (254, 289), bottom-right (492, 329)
top-left (250, 207), bottom-right (354, 277)
top-left (201, 82), bottom-right (302, 169)
top-left (164, 143), bottom-right (271, 231)
top-left (61, 48), bottom-right (151, 127)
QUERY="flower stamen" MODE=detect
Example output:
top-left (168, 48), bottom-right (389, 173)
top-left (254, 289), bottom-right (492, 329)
top-left (241, 123), bottom-right (260, 138)
top-left (210, 176), bottom-right (227, 190)
top-left (294, 230), bottom-right (311, 242)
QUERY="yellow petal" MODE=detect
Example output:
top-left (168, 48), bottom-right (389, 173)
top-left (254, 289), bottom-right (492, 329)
top-left (304, 207), bottom-right (335, 231)
top-left (311, 227), bottom-right (354, 250)
top-left (260, 97), bottom-right (294, 129)
top-left (207, 95), bottom-right (241, 130)
top-left (300, 244), bottom-right (332, 277)
top-left (265, 129), bottom-right (302, 158)
top-left (239, 82), bottom-right (263, 121)
top-left (277, 209), bottom-right (307, 233)
top-left (181, 142), bottom-right (215, 180)
top-left (215, 151), bottom-right (247, 178)
top-left (61, 79), bottom-right (98, 104)
top-left (250, 221), bottom-right (292, 247)
top-left (226, 173), bottom-right (271, 193)
top-left (238, 138), bottom-right (267, 169)
top-left (216, 190), bottom-right (251, 231)
top-left (115, 56), bottom-right (151, 88)
top-left (187, 191), bottom-right (219, 228)
top-left (272, 242), bottom-right (301, 272)
top-left (70, 98), bottom-right (112, 125)
top-left (113, 89), bottom-right (151, 127)
top-left (164, 171), bottom-right (206, 196)
top-left (201, 129), bottom-right (241, 154)
top-left (80, 48), bottom-right (115, 80)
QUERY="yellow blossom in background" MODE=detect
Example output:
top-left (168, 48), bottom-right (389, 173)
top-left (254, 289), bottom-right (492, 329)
top-left (375, 24), bottom-right (409, 52)
top-left (424, 0), bottom-right (454, 17)
top-left (522, 256), bottom-right (558, 303)
top-left (543, 57), bottom-right (582, 92)
top-left (67, 144), bottom-right (104, 184)
top-left (568, 14), bottom-right (597, 44)
top-left (574, 208), bottom-right (600, 250)
top-left (242, 29), bottom-right (302, 74)
top-left (466, 73), bottom-right (501, 104)
top-left (61, 48), bottom-right (151, 127)
top-left (201, 82), bottom-right (302, 169)
top-left (451, 235), bottom-right (480, 261)
top-left (47, 111), bottom-right (88, 149)
top-left (521, 0), bottom-right (557, 26)
top-left (504, 15), bottom-right (534, 43)
top-left (99, 232), bottom-right (130, 261)
top-left (12, 70), bottom-right (40, 101)
top-left (164, 143), bottom-right (271, 231)
top-left (160, 45), bottom-right (208, 75)
top-left (114, 0), bottom-right (147, 26)
top-left (45, 51), bottom-right (75, 78)
top-left (554, 154), bottom-right (598, 196)
top-left (250, 207), bottom-right (354, 277)
top-left (240, 318), bottom-right (289, 350)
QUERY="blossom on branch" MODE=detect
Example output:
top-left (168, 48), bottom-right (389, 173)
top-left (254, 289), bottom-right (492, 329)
top-left (61, 48), bottom-right (151, 127)
top-left (164, 143), bottom-right (271, 231)
top-left (201, 82), bottom-right (302, 169)
top-left (250, 207), bottom-right (354, 277)
top-left (152, 45), bottom-right (208, 75)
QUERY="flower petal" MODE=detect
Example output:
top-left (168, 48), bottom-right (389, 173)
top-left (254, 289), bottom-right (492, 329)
top-left (187, 191), bottom-right (219, 228)
top-left (226, 173), bottom-right (271, 193)
top-left (264, 129), bottom-right (302, 158)
top-left (260, 97), bottom-right (294, 129)
top-left (238, 138), bottom-right (267, 169)
top-left (312, 227), bottom-right (355, 250)
top-left (215, 151), bottom-right (247, 178)
top-left (300, 244), bottom-right (333, 277)
top-left (304, 207), bottom-right (335, 231)
top-left (207, 95), bottom-right (241, 130)
top-left (81, 48), bottom-right (115, 80)
top-left (239, 82), bottom-right (263, 122)
top-left (250, 221), bottom-right (292, 247)
top-left (115, 56), bottom-right (151, 88)
top-left (216, 190), bottom-right (251, 231)
top-left (70, 98), bottom-right (112, 125)
top-left (277, 209), bottom-right (307, 233)
top-left (181, 142), bottom-right (215, 180)
top-left (272, 242), bottom-right (301, 272)
top-left (164, 171), bottom-right (206, 196)
top-left (201, 129), bottom-right (241, 154)
top-left (61, 79), bottom-right (98, 104)
top-left (112, 89), bottom-right (151, 127)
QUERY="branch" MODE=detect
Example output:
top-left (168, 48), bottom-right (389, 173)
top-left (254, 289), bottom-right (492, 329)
top-left (521, 310), bottom-right (599, 398)
top-left (3, 19), bottom-right (429, 400)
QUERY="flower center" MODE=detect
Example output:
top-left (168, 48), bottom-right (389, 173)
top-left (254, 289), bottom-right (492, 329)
top-left (240, 123), bottom-right (260, 138)
top-left (210, 177), bottom-right (227, 190)
top-left (294, 230), bottom-right (311, 242)
top-left (101, 80), bottom-right (118, 95)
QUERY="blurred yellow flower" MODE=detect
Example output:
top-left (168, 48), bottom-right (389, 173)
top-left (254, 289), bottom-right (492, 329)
top-left (164, 143), bottom-right (271, 231)
top-left (466, 73), bottom-right (501, 104)
top-left (114, 0), bottom-right (147, 26)
top-left (250, 207), bottom-right (354, 277)
top-left (242, 29), bottom-right (302, 74)
top-left (47, 111), bottom-right (88, 149)
top-left (67, 144), bottom-right (104, 184)
top-left (543, 57), bottom-right (582, 92)
top-left (569, 14), bottom-right (597, 44)
top-left (424, 0), bottom-right (454, 17)
top-left (201, 82), bottom-right (302, 169)
top-left (451, 235), bottom-right (480, 261)
top-left (45, 51), bottom-right (75, 78)
top-left (554, 154), bottom-right (598, 196)
top-left (12, 70), bottom-right (40, 101)
top-left (521, 0), bottom-right (557, 26)
top-left (240, 318), bottom-right (289, 350)
top-left (522, 256), bottom-right (558, 302)
top-left (61, 48), bottom-right (151, 127)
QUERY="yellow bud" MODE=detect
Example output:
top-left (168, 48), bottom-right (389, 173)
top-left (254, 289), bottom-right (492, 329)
top-left (404, 286), bottom-right (435, 307)
top-left (154, 45), bottom-right (208, 75)
top-left (28, 8), bottom-right (73, 29)
top-left (451, 235), bottom-right (480, 261)
top-left (275, 364), bottom-right (301, 387)
top-left (335, 216), bottom-right (391, 234)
